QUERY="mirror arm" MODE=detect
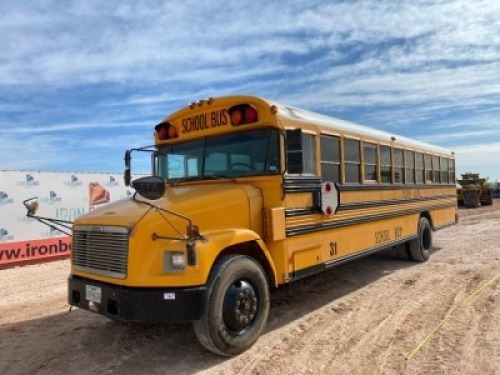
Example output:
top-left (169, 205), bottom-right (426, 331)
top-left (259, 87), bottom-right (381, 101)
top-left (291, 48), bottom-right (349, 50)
top-left (27, 214), bottom-right (72, 225)
top-left (25, 214), bottom-right (73, 236)
top-left (132, 193), bottom-right (192, 226)
top-left (22, 197), bottom-right (73, 236)
top-left (132, 194), bottom-right (202, 266)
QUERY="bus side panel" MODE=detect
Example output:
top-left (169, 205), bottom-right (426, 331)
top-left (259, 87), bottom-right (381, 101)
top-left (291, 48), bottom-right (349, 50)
top-left (287, 213), bottom-right (421, 280)
top-left (430, 206), bottom-right (457, 229)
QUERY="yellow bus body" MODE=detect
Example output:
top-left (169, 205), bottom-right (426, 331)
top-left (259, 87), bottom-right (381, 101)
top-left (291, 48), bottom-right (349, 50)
top-left (68, 95), bottom-right (456, 355)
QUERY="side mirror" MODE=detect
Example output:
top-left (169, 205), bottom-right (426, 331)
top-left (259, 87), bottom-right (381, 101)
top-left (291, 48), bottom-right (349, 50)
top-left (124, 150), bottom-right (131, 186)
top-left (285, 129), bottom-right (303, 174)
top-left (124, 168), bottom-right (131, 187)
top-left (131, 176), bottom-right (166, 200)
top-left (124, 150), bottom-right (131, 168)
top-left (23, 197), bottom-right (40, 216)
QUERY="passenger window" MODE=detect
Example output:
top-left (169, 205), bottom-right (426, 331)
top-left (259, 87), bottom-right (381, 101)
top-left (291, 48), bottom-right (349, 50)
top-left (394, 148), bottom-right (404, 184)
top-left (302, 134), bottom-right (317, 174)
top-left (405, 151), bottom-right (415, 184)
top-left (320, 135), bottom-right (341, 183)
top-left (416, 153), bottom-right (424, 184)
top-left (433, 156), bottom-right (440, 183)
top-left (285, 131), bottom-right (316, 175)
top-left (424, 155), bottom-right (433, 183)
top-left (344, 139), bottom-right (361, 183)
top-left (440, 158), bottom-right (449, 184)
top-left (363, 143), bottom-right (377, 182)
top-left (380, 145), bottom-right (392, 183)
top-left (449, 159), bottom-right (456, 183)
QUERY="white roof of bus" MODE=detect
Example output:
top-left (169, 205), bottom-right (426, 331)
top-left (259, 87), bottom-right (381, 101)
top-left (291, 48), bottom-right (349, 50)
top-left (271, 101), bottom-right (453, 156)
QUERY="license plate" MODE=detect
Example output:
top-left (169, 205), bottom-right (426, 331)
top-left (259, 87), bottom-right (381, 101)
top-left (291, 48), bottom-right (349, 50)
top-left (85, 285), bottom-right (102, 303)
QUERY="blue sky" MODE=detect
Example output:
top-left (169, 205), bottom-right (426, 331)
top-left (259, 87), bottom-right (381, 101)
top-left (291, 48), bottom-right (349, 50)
top-left (1, 0), bottom-right (499, 181)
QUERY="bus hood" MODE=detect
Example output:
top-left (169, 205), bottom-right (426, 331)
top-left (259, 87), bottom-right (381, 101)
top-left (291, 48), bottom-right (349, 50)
top-left (74, 183), bottom-right (263, 234)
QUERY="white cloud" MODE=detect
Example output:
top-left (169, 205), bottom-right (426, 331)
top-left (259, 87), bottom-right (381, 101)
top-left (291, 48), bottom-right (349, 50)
top-left (1, 120), bottom-right (152, 134)
top-left (1, 0), bottom-right (498, 88)
top-left (0, 0), bottom-right (499, 178)
top-left (454, 142), bottom-right (500, 181)
top-left (419, 129), bottom-right (500, 144)
top-left (455, 142), bottom-right (500, 165)
top-left (0, 133), bottom-right (66, 170)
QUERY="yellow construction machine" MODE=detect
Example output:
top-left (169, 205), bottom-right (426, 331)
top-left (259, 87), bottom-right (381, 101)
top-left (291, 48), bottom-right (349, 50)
top-left (457, 173), bottom-right (494, 208)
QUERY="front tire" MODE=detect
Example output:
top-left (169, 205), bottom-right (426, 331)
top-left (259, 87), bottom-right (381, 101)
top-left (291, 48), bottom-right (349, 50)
top-left (193, 255), bottom-right (270, 356)
top-left (408, 217), bottom-right (433, 262)
top-left (464, 190), bottom-right (480, 208)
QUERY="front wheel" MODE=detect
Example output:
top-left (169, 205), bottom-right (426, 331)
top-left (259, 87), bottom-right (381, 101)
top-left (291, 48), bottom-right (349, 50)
top-left (407, 217), bottom-right (433, 262)
top-left (193, 255), bottom-right (270, 356)
top-left (464, 190), bottom-right (480, 208)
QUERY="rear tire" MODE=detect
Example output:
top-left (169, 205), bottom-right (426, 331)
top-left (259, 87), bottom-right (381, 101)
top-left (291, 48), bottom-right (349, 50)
top-left (193, 255), bottom-right (270, 356)
top-left (408, 217), bottom-right (433, 262)
top-left (481, 191), bottom-right (493, 206)
top-left (393, 243), bottom-right (411, 261)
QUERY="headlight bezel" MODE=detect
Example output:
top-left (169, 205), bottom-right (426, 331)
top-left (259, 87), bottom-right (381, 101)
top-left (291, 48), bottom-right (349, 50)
top-left (163, 251), bottom-right (186, 273)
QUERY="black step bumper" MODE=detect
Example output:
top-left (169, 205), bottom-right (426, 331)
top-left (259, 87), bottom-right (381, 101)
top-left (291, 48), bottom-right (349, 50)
top-left (68, 275), bottom-right (206, 323)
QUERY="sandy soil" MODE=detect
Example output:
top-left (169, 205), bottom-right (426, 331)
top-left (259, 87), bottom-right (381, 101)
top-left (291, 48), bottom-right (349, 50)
top-left (0, 202), bottom-right (498, 375)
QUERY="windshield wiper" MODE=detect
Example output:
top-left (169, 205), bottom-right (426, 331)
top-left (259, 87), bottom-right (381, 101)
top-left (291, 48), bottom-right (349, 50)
top-left (169, 175), bottom-right (235, 186)
top-left (169, 176), bottom-right (203, 186)
top-left (205, 174), bottom-right (235, 181)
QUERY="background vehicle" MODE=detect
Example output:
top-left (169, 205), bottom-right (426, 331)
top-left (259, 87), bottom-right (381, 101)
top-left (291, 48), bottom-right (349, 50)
top-left (457, 173), bottom-right (494, 207)
top-left (494, 182), bottom-right (500, 199)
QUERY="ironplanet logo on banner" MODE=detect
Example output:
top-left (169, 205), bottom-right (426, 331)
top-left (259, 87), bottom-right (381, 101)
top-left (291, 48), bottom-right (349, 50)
top-left (0, 191), bottom-right (14, 205)
top-left (41, 191), bottom-right (62, 204)
top-left (16, 174), bottom-right (40, 188)
top-left (0, 228), bottom-right (15, 242)
top-left (41, 227), bottom-right (66, 238)
top-left (104, 176), bottom-right (119, 187)
top-left (64, 175), bottom-right (83, 187)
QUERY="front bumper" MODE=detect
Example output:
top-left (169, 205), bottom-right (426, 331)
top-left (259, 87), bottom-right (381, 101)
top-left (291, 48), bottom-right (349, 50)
top-left (68, 275), bottom-right (206, 323)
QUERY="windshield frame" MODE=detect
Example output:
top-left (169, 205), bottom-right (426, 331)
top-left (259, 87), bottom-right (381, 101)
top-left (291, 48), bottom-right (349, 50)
top-left (156, 128), bottom-right (281, 183)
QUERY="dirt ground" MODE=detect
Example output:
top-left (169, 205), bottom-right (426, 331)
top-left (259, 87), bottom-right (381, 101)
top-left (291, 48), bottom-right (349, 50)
top-left (0, 202), bottom-right (498, 375)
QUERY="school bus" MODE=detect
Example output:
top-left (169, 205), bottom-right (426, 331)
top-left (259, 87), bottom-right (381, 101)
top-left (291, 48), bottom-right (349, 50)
top-left (64, 95), bottom-right (456, 355)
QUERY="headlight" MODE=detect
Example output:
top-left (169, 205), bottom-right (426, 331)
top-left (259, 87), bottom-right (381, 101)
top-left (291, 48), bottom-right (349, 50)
top-left (171, 253), bottom-right (186, 268)
top-left (163, 251), bottom-right (186, 273)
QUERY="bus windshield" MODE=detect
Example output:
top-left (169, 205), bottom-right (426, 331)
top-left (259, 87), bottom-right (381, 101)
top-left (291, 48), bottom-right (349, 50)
top-left (158, 128), bottom-right (280, 182)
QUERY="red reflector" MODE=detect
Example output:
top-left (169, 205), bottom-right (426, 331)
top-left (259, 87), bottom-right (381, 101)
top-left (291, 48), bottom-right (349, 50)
top-left (245, 107), bottom-right (258, 123)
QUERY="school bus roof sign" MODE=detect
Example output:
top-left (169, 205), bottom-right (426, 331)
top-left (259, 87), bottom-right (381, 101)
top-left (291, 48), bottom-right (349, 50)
top-left (154, 101), bottom-right (263, 143)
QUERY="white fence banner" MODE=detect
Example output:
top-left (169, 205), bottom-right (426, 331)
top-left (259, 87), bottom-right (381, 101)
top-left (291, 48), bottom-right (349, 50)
top-left (0, 170), bottom-right (140, 268)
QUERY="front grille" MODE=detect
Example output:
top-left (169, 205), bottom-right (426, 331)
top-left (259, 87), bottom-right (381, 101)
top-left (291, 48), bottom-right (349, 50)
top-left (72, 225), bottom-right (129, 279)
